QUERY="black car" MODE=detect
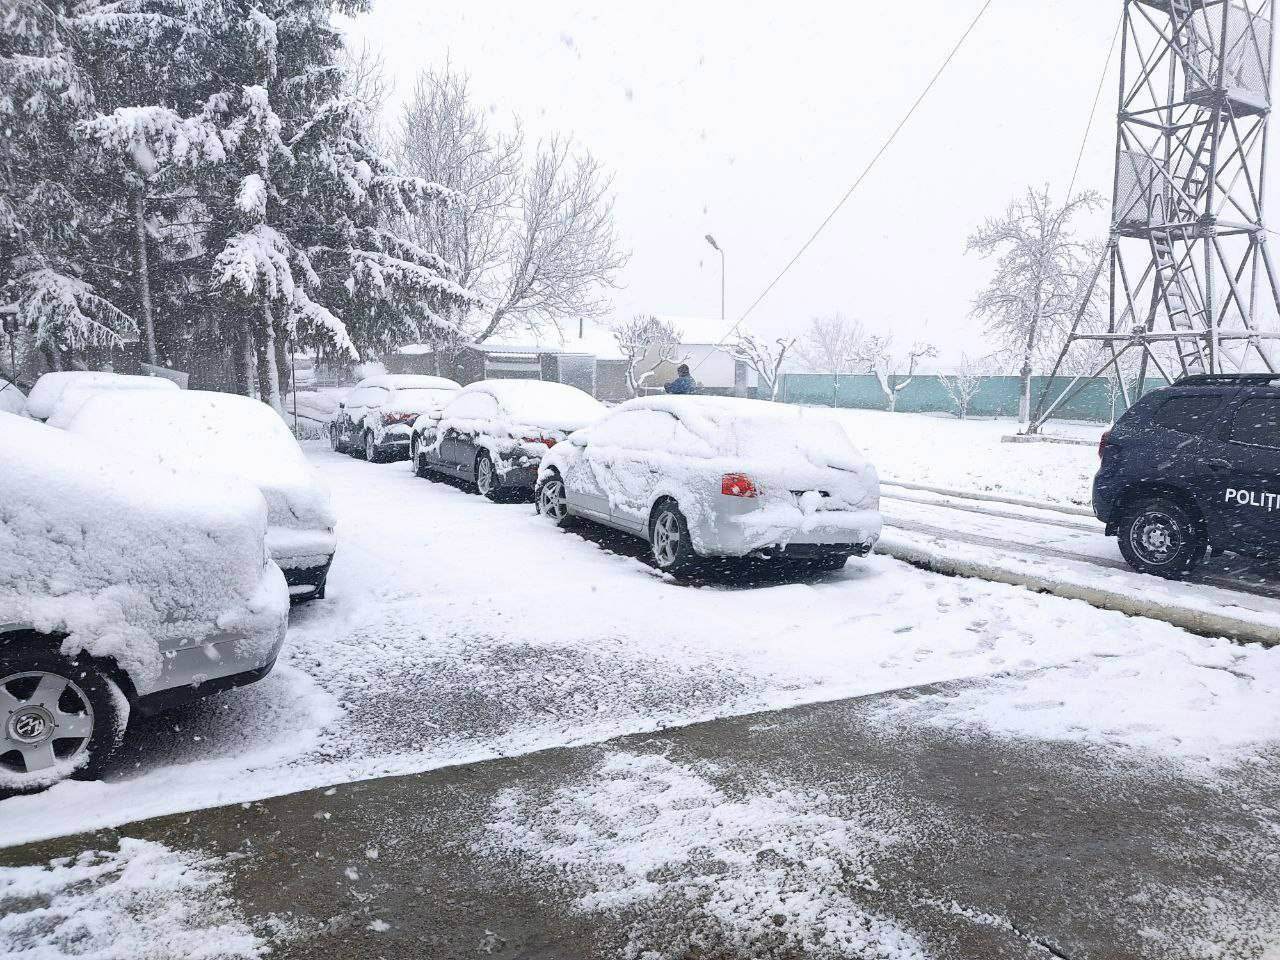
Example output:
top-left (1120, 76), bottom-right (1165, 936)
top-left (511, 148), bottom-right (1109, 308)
top-left (1094, 374), bottom-right (1280, 577)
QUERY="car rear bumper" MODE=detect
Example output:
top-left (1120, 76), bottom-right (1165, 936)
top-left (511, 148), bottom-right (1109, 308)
top-left (694, 500), bottom-right (883, 558)
top-left (136, 562), bottom-right (290, 698)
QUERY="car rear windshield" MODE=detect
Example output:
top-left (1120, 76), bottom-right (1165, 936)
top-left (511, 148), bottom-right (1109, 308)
top-left (1148, 394), bottom-right (1225, 436)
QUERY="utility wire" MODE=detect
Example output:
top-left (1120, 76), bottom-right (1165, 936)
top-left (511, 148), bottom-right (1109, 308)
top-left (1066, 12), bottom-right (1122, 201)
top-left (695, 0), bottom-right (996, 370)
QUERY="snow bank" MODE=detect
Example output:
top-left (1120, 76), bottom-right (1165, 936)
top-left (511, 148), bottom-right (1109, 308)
top-left (64, 392), bottom-right (336, 560)
top-left (0, 838), bottom-right (266, 959)
top-left (0, 381), bottom-right (25, 416)
top-left (485, 751), bottom-right (925, 960)
top-left (25, 371), bottom-right (177, 420)
top-left (0, 415), bottom-right (285, 688)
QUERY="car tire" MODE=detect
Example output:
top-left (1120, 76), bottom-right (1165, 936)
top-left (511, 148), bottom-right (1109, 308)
top-left (0, 644), bottom-right (128, 794)
top-left (649, 502), bottom-right (699, 576)
top-left (364, 431), bottom-right (383, 464)
top-left (1117, 496), bottom-right (1205, 578)
top-left (475, 452), bottom-right (502, 502)
top-left (414, 447), bottom-right (434, 480)
top-left (536, 473), bottom-right (575, 528)
top-left (329, 424), bottom-right (346, 454)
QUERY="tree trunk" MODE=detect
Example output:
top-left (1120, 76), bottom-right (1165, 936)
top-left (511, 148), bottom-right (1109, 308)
top-left (242, 326), bottom-right (258, 399)
top-left (274, 331), bottom-right (291, 400)
top-left (1018, 361), bottom-right (1033, 428)
top-left (259, 300), bottom-right (284, 413)
top-left (133, 186), bottom-right (157, 367)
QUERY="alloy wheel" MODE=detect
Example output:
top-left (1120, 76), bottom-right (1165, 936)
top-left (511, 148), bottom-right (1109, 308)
top-left (652, 511), bottom-right (682, 567)
top-left (539, 479), bottom-right (568, 521)
top-left (477, 457), bottom-right (494, 496)
top-left (0, 671), bottom-right (94, 776)
top-left (366, 433), bottom-right (376, 462)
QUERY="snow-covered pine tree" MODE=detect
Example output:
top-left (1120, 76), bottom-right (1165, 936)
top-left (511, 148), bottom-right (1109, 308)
top-left (0, 2), bottom-right (135, 370)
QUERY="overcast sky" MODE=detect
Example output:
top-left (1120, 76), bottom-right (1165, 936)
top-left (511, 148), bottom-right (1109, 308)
top-left (346, 1), bottom-right (1133, 364)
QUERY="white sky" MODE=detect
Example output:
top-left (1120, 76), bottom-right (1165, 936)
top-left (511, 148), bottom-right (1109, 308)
top-left (345, 1), bottom-right (1139, 364)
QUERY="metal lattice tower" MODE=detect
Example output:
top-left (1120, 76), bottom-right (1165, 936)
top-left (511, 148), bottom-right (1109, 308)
top-left (1033, 0), bottom-right (1280, 429)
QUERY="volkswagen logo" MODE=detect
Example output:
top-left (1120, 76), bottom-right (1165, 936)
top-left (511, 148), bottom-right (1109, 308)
top-left (8, 710), bottom-right (49, 744)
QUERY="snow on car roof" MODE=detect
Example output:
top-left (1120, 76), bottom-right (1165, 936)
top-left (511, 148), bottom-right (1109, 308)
top-left (619, 395), bottom-right (869, 470)
top-left (64, 390), bottom-right (334, 527)
top-left (356, 374), bottom-right (460, 391)
top-left (25, 371), bottom-right (178, 420)
top-left (464, 379), bottom-right (605, 430)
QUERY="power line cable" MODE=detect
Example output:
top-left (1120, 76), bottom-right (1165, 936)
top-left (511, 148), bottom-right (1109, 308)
top-left (695, 0), bottom-right (996, 370)
top-left (1066, 12), bottom-right (1122, 201)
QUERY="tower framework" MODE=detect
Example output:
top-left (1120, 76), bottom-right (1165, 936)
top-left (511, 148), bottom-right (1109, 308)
top-left (1033, 0), bottom-right (1280, 430)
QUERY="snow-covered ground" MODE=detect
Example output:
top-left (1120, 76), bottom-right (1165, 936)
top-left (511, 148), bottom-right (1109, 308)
top-left (830, 408), bottom-right (1103, 507)
top-left (4, 436), bottom-right (1279, 848)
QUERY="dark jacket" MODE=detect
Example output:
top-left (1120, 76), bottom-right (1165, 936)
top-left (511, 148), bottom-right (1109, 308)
top-left (664, 375), bottom-right (698, 395)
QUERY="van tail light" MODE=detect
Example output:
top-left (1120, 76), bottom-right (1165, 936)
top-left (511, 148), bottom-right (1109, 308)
top-left (1098, 430), bottom-right (1111, 460)
top-left (523, 436), bottom-right (557, 447)
top-left (721, 473), bottom-right (759, 498)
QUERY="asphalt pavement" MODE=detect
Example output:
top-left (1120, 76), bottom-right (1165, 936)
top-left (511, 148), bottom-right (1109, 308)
top-left (6, 679), bottom-right (1278, 960)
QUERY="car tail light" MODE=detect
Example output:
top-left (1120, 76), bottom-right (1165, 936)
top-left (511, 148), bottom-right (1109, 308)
top-left (523, 436), bottom-right (557, 447)
top-left (721, 473), bottom-right (759, 498)
top-left (1098, 430), bottom-right (1111, 460)
top-left (383, 411), bottom-right (416, 426)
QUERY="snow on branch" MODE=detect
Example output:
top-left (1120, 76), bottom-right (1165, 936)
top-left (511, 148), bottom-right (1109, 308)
top-left (213, 225), bottom-right (296, 301)
top-left (15, 268), bottom-right (136, 350)
top-left (730, 333), bottom-right (796, 401)
top-left (611, 314), bottom-right (684, 397)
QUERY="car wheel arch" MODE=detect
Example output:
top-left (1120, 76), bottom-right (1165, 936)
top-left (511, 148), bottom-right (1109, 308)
top-left (0, 627), bottom-right (139, 704)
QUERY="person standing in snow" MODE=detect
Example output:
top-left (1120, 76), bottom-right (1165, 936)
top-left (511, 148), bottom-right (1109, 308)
top-left (664, 364), bottom-right (698, 395)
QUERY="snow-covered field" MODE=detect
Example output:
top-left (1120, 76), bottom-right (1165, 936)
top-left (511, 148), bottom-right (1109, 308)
top-left (4, 430), bottom-right (1279, 848)
top-left (831, 408), bottom-right (1103, 507)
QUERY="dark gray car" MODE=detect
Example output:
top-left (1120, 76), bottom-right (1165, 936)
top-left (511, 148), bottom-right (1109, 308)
top-left (411, 380), bottom-right (604, 501)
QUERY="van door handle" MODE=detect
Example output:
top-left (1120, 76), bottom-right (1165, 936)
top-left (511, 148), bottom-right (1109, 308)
top-left (1207, 458), bottom-right (1231, 472)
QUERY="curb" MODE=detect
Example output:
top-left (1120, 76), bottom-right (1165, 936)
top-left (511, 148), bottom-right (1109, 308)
top-left (876, 536), bottom-right (1280, 647)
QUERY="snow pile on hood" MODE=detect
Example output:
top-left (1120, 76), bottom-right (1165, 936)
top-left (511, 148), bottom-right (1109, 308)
top-left (485, 751), bottom-right (924, 960)
top-left (64, 391), bottom-right (336, 533)
top-left (0, 838), bottom-right (267, 959)
top-left (468, 379), bottom-right (605, 433)
top-left (0, 381), bottom-right (25, 417)
top-left (0, 415), bottom-right (282, 686)
top-left (25, 371), bottom-right (177, 420)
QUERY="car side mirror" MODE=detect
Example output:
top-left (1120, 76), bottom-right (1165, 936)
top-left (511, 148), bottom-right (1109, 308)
top-left (570, 433), bottom-right (588, 447)
top-left (338, 401), bottom-right (345, 409)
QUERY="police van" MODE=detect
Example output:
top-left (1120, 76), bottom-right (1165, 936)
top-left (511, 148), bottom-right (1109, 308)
top-left (1093, 374), bottom-right (1280, 578)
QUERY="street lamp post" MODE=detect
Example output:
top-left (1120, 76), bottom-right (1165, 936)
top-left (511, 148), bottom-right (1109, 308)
top-left (704, 234), bottom-right (724, 321)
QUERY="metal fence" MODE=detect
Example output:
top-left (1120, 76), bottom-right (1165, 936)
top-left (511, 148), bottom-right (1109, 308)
top-left (779, 374), bottom-right (1168, 422)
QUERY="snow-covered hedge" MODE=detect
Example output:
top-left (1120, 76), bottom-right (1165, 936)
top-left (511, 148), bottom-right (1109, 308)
top-left (0, 415), bottom-right (286, 688)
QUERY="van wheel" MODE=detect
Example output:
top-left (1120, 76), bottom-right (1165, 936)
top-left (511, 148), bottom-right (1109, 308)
top-left (0, 648), bottom-right (128, 794)
top-left (650, 502), bottom-right (699, 576)
top-left (1117, 496), bottom-right (1205, 578)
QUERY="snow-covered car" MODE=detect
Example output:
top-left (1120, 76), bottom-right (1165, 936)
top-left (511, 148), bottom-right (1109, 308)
top-left (330, 374), bottom-right (461, 462)
top-left (0, 380), bottom-right (26, 417)
top-left (0, 415), bottom-right (289, 792)
top-left (412, 380), bottom-right (606, 501)
top-left (24, 370), bottom-right (178, 421)
top-left (62, 391), bottom-right (338, 602)
top-left (535, 396), bottom-right (883, 575)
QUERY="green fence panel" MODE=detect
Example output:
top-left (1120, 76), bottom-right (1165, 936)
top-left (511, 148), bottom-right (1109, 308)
top-left (779, 374), bottom-right (1168, 422)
